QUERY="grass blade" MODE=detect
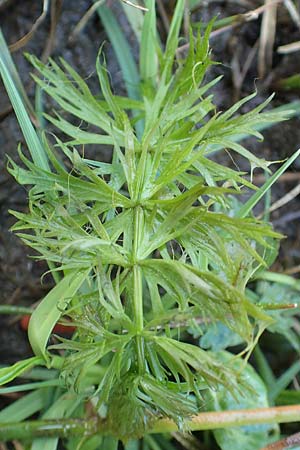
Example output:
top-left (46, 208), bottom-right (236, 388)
top-left (0, 379), bottom-right (61, 394)
top-left (0, 357), bottom-right (44, 386)
top-left (237, 148), bottom-right (300, 218)
top-left (271, 361), bottom-right (300, 402)
top-left (0, 390), bottom-right (48, 423)
top-left (162, 0), bottom-right (184, 80)
top-left (0, 29), bottom-right (49, 171)
top-left (140, 0), bottom-right (158, 84)
top-left (96, 3), bottom-right (143, 135)
top-left (31, 392), bottom-right (81, 450)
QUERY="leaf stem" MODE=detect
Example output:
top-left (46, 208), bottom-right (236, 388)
top-left (1, 405), bottom-right (300, 441)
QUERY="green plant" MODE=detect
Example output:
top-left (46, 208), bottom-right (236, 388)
top-left (0, 1), bottom-right (300, 449)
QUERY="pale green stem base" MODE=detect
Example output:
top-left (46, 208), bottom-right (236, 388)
top-left (1, 405), bottom-right (300, 441)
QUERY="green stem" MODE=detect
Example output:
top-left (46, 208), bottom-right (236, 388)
top-left (133, 206), bottom-right (145, 372)
top-left (0, 305), bottom-right (33, 315)
top-left (1, 405), bottom-right (300, 441)
top-left (133, 264), bottom-right (143, 332)
top-left (134, 264), bottom-right (145, 373)
top-left (151, 405), bottom-right (300, 433)
top-left (0, 418), bottom-right (99, 441)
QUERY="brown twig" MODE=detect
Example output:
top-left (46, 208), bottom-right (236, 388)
top-left (12, 441), bottom-right (24, 450)
top-left (252, 172), bottom-right (300, 184)
top-left (231, 38), bottom-right (259, 101)
top-left (41, 0), bottom-right (63, 62)
top-left (260, 431), bottom-right (300, 450)
top-left (0, 105), bottom-right (12, 121)
top-left (284, 264), bottom-right (300, 275)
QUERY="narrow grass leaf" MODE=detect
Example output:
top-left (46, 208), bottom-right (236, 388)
top-left (237, 148), bottom-right (300, 218)
top-left (270, 360), bottom-right (300, 402)
top-left (96, 2), bottom-right (144, 137)
top-left (162, 0), bottom-right (184, 81)
top-left (0, 390), bottom-right (48, 423)
top-left (0, 31), bottom-right (49, 170)
top-left (31, 391), bottom-right (82, 450)
top-left (140, 0), bottom-right (158, 84)
top-left (0, 357), bottom-right (44, 386)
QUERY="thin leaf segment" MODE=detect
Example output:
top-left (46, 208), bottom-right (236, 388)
top-left (3, 3), bottom-right (291, 440)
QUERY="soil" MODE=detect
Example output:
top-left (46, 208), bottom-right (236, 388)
top-left (0, 0), bottom-right (299, 383)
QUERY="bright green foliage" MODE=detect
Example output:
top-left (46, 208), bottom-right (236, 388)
top-left (6, 3), bottom-right (290, 442)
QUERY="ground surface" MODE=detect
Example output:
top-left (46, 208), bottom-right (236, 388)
top-left (0, 0), bottom-right (299, 372)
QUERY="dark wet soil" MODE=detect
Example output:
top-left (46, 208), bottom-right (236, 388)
top-left (0, 0), bottom-right (300, 363)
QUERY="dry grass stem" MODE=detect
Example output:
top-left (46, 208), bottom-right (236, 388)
top-left (258, 0), bottom-right (278, 78)
top-left (283, 0), bottom-right (300, 29)
top-left (278, 41), bottom-right (300, 53)
top-left (232, 39), bottom-right (259, 100)
top-left (69, 0), bottom-right (106, 43)
top-left (268, 183), bottom-right (300, 214)
top-left (12, 441), bottom-right (24, 450)
top-left (8, 0), bottom-right (49, 52)
top-left (41, 0), bottom-right (62, 62)
top-left (120, 0), bottom-right (148, 11)
top-left (283, 264), bottom-right (300, 275)
top-left (252, 171), bottom-right (300, 184)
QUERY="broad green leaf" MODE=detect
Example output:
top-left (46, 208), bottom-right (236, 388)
top-left (100, 437), bottom-right (119, 450)
top-left (200, 322), bottom-right (243, 351)
top-left (205, 352), bottom-right (279, 450)
top-left (29, 270), bottom-right (89, 360)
